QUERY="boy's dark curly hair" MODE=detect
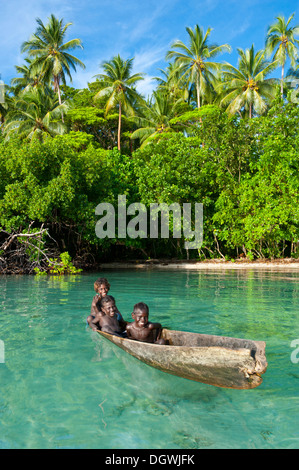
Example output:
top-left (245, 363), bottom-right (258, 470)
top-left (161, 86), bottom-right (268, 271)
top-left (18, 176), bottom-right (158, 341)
top-left (100, 295), bottom-right (115, 307)
top-left (132, 302), bottom-right (149, 315)
top-left (94, 278), bottom-right (110, 292)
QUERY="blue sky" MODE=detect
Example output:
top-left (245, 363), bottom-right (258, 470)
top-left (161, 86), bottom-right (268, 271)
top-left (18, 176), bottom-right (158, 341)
top-left (1, 0), bottom-right (299, 97)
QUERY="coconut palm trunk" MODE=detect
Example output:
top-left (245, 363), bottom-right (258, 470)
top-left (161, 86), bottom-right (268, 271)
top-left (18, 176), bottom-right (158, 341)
top-left (93, 55), bottom-right (144, 152)
top-left (54, 75), bottom-right (64, 122)
top-left (281, 60), bottom-right (285, 97)
top-left (196, 76), bottom-right (201, 108)
top-left (118, 101), bottom-right (122, 151)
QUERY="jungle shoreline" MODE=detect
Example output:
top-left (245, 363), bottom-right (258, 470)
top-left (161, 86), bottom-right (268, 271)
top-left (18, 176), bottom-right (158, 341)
top-left (1, 258), bottom-right (299, 275)
top-left (97, 258), bottom-right (299, 272)
top-left (98, 258), bottom-right (299, 271)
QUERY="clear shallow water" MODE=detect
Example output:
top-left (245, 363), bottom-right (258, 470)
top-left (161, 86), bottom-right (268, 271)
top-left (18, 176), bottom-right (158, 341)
top-left (0, 269), bottom-right (298, 449)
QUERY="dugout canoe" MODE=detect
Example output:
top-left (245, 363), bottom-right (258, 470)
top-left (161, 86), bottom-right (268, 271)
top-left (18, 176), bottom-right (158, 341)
top-left (96, 328), bottom-right (267, 389)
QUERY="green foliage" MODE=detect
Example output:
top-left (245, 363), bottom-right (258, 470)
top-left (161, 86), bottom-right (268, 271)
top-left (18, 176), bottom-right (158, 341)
top-left (1, 100), bottom-right (299, 263)
top-left (212, 101), bottom-right (299, 258)
top-left (1, 14), bottom-right (299, 267)
top-left (131, 90), bottom-right (191, 147)
top-left (49, 252), bottom-right (82, 274)
top-left (21, 14), bottom-right (85, 104)
top-left (34, 251), bottom-right (82, 275)
top-left (166, 24), bottom-right (231, 108)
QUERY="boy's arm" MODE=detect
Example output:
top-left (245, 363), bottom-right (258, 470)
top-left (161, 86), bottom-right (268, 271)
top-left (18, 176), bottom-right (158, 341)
top-left (149, 322), bottom-right (163, 341)
top-left (125, 323), bottom-right (133, 339)
top-left (90, 313), bottom-right (103, 331)
top-left (90, 295), bottom-right (101, 316)
top-left (116, 310), bottom-right (128, 331)
top-left (100, 317), bottom-right (123, 337)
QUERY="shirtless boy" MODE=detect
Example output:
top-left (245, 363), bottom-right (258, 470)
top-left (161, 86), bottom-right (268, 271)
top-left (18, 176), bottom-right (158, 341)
top-left (126, 302), bottom-right (165, 344)
top-left (89, 278), bottom-right (110, 318)
top-left (87, 278), bottom-right (122, 326)
top-left (91, 295), bottom-right (127, 337)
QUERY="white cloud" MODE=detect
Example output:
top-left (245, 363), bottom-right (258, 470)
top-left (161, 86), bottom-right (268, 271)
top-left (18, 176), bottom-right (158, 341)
top-left (136, 75), bottom-right (156, 99)
top-left (133, 46), bottom-right (166, 72)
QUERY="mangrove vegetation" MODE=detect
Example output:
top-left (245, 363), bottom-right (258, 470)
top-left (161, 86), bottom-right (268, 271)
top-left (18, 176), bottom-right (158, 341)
top-left (0, 13), bottom-right (299, 273)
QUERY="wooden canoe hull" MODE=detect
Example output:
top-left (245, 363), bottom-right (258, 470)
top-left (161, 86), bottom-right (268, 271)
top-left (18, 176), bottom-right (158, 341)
top-left (96, 328), bottom-right (267, 389)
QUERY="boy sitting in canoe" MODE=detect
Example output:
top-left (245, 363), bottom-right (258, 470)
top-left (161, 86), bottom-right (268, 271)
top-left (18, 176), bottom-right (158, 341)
top-left (126, 302), bottom-right (166, 344)
top-left (87, 277), bottom-right (110, 324)
top-left (90, 295), bottom-right (127, 337)
top-left (87, 278), bottom-right (122, 327)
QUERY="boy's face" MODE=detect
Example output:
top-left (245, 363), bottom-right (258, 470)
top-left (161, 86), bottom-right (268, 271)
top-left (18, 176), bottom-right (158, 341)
top-left (102, 301), bottom-right (116, 317)
top-left (132, 310), bottom-right (148, 328)
top-left (97, 283), bottom-right (109, 298)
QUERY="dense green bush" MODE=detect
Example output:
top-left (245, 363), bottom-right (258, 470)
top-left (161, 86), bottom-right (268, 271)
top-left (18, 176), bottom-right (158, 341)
top-left (0, 101), bottom-right (298, 268)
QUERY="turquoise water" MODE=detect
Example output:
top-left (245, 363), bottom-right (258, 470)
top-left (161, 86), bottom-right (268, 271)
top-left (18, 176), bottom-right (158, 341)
top-left (0, 269), bottom-right (298, 449)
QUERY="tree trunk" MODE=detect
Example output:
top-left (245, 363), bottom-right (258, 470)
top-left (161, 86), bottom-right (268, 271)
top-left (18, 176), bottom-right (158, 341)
top-left (118, 101), bottom-right (121, 151)
top-left (196, 77), bottom-right (201, 108)
top-left (55, 75), bottom-right (64, 123)
top-left (281, 61), bottom-right (285, 98)
top-left (196, 76), bottom-right (203, 129)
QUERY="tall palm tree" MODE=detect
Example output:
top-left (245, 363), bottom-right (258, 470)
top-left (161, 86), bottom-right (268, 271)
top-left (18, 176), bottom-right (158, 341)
top-left (21, 14), bottom-right (85, 108)
top-left (166, 25), bottom-right (231, 108)
top-left (93, 55), bottom-right (144, 151)
top-left (265, 13), bottom-right (299, 97)
top-left (131, 90), bottom-right (187, 147)
top-left (3, 87), bottom-right (67, 141)
top-left (219, 45), bottom-right (278, 118)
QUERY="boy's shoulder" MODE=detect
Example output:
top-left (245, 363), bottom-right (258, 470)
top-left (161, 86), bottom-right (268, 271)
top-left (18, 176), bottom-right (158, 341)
top-left (148, 321), bottom-right (161, 327)
top-left (93, 311), bottom-right (105, 322)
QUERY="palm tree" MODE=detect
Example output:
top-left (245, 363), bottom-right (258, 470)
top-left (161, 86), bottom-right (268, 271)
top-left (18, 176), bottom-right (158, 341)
top-left (3, 87), bottom-right (67, 141)
top-left (10, 58), bottom-right (45, 95)
top-left (153, 62), bottom-right (189, 101)
top-left (21, 14), bottom-right (85, 109)
top-left (265, 13), bottom-right (299, 97)
top-left (131, 90), bottom-right (187, 147)
top-left (219, 45), bottom-right (278, 118)
top-left (166, 25), bottom-right (231, 108)
top-left (0, 101), bottom-right (7, 126)
top-left (93, 55), bottom-right (144, 151)
top-left (0, 83), bottom-right (13, 126)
